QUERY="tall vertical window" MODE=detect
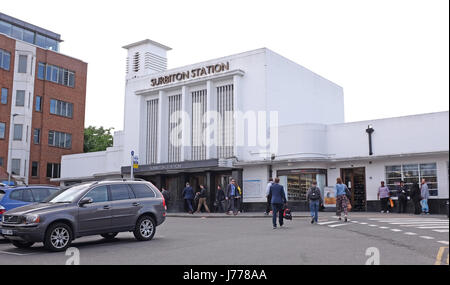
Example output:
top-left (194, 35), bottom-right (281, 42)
top-left (13, 124), bottom-right (23, 141)
top-left (168, 94), bottom-right (182, 163)
top-left (37, 62), bottom-right (45, 79)
top-left (1, 88), bottom-right (7, 104)
top-left (15, 90), bottom-right (25, 106)
top-left (18, 55), bottom-right (27, 73)
top-left (33, 128), bottom-right (41, 144)
top-left (385, 163), bottom-right (438, 196)
top-left (35, 96), bottom-right (42, 112)
top-left (0, 157), bottom-right (3, 167)
top-left (0, 122), bottom-right (5, 139)
top-left (0, 49), bottom-right (11, 71)
top-left (217, 84), bottom-right (234, 158)
top-left (191, 89), bottom-right (207, 160)
top-left (11, 159), bottom-right (20, 175)
top-left (31, 162), bottom-right (39, 177)
top-left (146, 99), bottom-right (159, 164)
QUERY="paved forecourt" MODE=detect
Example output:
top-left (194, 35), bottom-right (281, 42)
top-left (0, 213), bottom-right (447, 265)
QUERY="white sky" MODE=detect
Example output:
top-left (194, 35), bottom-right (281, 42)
top-left (2, 0), bottom-right (449, 131)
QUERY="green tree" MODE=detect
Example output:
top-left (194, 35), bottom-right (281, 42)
top-left (84, 126), bottom-right (114, 153)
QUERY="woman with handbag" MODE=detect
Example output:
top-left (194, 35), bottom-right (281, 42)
top-left (335, 177), bottom-right (350, 222)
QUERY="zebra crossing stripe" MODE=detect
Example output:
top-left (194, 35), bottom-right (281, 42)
top-left (328, 223), bottom-right (349, 228)
top-left (437, 241), bottom-right (449, 245)
top-left (404, 232), bottom-right (417, 235)
top-left (418, 226), bottom-right (449, 229)
top-left (419, 236), bottom-right (434, 240)
top-left (379, 226), bottom-right (389, 229)
top-left (391, 229), bottom-right (402, 232)
top-left (433, 230), bottom-right (449, 233)
top-left (317, 221), bottom-right (339, 225)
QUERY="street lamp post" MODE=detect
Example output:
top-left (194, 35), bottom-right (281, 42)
top-left (365, 125), bottom-right (375, 156)
top-left (8, 113), bottom-right (19, 186)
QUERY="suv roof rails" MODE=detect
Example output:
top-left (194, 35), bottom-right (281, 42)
top-left (98, 178), bottom-right (147, 182)
top-left (23, 184), bottom-right (60, 188)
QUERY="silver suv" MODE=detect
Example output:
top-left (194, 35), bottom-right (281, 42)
top-left (0, 180), bottom-right (166, 252)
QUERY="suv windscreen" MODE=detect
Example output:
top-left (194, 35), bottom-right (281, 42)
top-left (129, 184), bottom-right (156, 198)
top-left (110, 184), bottom-right (134, 201)
top-left (43, 183), bottom-right (91, 203)
top-left (31, 188), bottom-right (59, 202)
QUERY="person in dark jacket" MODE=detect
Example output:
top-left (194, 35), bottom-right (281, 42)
top-left (215, 185), bottom-right (226, 213)
top-left (269, 177), bottom-right (287, 229)
top-left (410, 182), bottom-right (421, 215)
top-left (161, 187), bottom-right (170, 211)
top-left (182, 182), bottom-right (194, 214)
top-left (195, 185), bottom-right (210, 213)
top-left (307, 181), bottom-right (323, 224)
top-left (397, 181), bottom-right (409, 213)
top-left (226, 178), bottom-right (241, 215)
top-left (265, 178), bottom-right (274, 215)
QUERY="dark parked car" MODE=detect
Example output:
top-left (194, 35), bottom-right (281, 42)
top-left (0, 180), bottom-right (166, 251)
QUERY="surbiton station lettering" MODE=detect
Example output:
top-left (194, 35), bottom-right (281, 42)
top-left (151, 62), bottom-right (230, 86)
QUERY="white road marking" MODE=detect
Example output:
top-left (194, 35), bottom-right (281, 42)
top-left (388, 221), bottom-right (449, 225)
top-left (317, 221), bottom-right (339, 225)
top-left (402, 224), bottom-right (449, 227)
top-left (328, 223), bottom-right (349, 228)
top-left (378, 226), bottom-right (389, 229)
top-left (437, 241), bottom-right (449, 245)
top-left (359, 222), bottom-right (368, 225)
top-left (390, 229), bottom-right (402, 232)
top-left (368, 224), bottom-right (377, 227)
top-left (419, 236), bottom-right (434, 240)
top-left (417, 226), bottom-right (449, 229)
top-left (404, 232), bottom-right (417, 235)
top-left (0, 250), bottom-right (36, 256)
top-left (351, 221), bottom-right (359, 223)
top-left (433, 229), bottom-right (449, 233)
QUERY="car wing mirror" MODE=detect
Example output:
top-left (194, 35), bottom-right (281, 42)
top-left (79, 197), bottom-right (93, 206)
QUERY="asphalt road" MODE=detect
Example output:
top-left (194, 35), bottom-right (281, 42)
top-left (0, 213), bottom-right (448, 265)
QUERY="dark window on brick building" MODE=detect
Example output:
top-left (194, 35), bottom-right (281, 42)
top-left (46, 163), bottom-right (60, 178)
top-left (31, 161), bottom-right (39, 177)
top-left (35, 96), bottom-right (42, 112)
top-left (1, 88), bottom-right (7, 104)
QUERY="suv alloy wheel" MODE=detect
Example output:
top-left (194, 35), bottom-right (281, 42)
top-left (133, 215), bottom-right (156, 241)
top-left (44, 222), bottom-right (73, 252)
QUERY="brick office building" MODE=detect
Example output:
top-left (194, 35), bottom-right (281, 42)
top-left (0, 13), bottom-right (87, 185)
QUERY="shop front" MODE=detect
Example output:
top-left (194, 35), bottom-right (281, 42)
top-left (277, 168), bottom-right (328, 211)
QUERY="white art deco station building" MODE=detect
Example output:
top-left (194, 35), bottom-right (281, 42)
top-left (58, 39), bottom-right (449, 213)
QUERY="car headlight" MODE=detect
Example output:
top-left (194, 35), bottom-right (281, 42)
top-left (24, 214), bottom-right (40, 224)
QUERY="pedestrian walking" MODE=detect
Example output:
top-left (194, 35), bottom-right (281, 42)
top-left (161, 187), bottom-right (170, 211)
top-left (195, 185), bottom-right (211, 213)
top-left (265, 178), bottom-right (273, 215)
top-left (420, 178), bottom-right (430, 214)
top-left (307, 181), bottom-right (323, 224)
top-left (410, 182), bottom-right (422, 215)
top-left (335, 177), bottom-right (350, 222)
top-left (397, 181), bottom-right (408, 213)
top-left (226, 178), bottom-right (241, 215)
top-left (182, 182), bottom-right (194, 214)
top-left (377, 181), bottom-right (391, 213)
top-left (269, 177), bottom-right (287, 229)
top-left (215, 185), bottom-right (226, 213)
